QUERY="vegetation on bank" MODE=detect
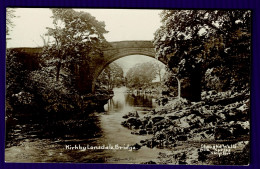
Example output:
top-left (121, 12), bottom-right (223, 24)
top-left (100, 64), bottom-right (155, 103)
top-left (154, 10), bottom-right (250, 101)
top-left (125, 61), bottom-right (165, 89)
top-left (6, 9), bottom-right (110, 143)
top-left (96, 62), bottom-right (125, 92)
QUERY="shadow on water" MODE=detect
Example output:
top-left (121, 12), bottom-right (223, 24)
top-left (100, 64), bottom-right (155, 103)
top-left (5, 105), bottom-right (109, 163)
top-left (6, 107), bottom-right (103, 144)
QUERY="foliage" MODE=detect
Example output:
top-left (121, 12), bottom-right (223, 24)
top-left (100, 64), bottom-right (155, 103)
top-left (6, 8), bottom-right (16, 38)
top-left (125, 61), bottom-right (163, 88)
top-left (6, 51), bottom-right (28, 116)
top-left (6, 9), bottom-right (110, 121)
top-left (44, 8), bottom-right (108, 85)
top-left (153, 10), bottom-right (251, 101)
top-left (96, 62), bottom-right (124, 90)
top-left (153, 62), bottom-right (165, 82)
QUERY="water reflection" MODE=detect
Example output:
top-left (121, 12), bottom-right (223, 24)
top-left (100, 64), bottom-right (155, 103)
top-left (104, 87), bottom-right (159, 112)
top-left (98, 87), bottom-right (170, 164)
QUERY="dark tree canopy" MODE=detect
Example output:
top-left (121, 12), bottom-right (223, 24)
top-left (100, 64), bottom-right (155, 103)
top-left (153, 10), bottom-right (251, 101)
top-left (44, 8), bottom-right (109, 85)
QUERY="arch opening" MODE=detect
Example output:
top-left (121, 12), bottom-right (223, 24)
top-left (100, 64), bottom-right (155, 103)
top-left (93, 54), bottom-right (168, 94)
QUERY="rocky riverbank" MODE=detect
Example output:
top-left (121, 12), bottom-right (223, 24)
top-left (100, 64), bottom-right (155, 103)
top-left (121, 89), bottom-right (250, 165)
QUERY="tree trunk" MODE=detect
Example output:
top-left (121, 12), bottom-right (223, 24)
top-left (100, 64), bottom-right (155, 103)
top-left (189, 68), bottom-right (202, 102)
top-left (176, 77), bottom-right (181, 99)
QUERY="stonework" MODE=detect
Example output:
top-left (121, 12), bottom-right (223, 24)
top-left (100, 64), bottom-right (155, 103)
top-left (10, 40), bottom-right (166, 93)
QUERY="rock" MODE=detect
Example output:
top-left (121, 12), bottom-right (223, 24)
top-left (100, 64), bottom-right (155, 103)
top-left (189, 116), bottom-right (204, 126)
top-left (186, 114), bottom-right (196, 121)
top-left (215, 127), bottom-right (232, 140)
top-left (232, 124), bottom-right (249, 138)
top-left (168, 136), bottom-right (176, 143)
top-left (122, 114), bottom-right (129, 119)
top-left (179, 160), bottom-right (187, 165)
top-left (127, 117), bottom-right (142, 128)
top-left (217, 113), bottom-right (226, 120)
top-left (139, 129), bottom-right (147, 135)
top-left (151, 116), bottom-right (164, 123)
top-left (123, 111), bottom-right (140, 119)
top-left (155, 132), bottom-right (166, 140)
top-left (140, 140), bottom-right (146, 144)
top-left (145, 121), bottom-right (153, 129)
top-left (121, 121), bottom-right (128, 127)
top-left (134, 111), bottom-right (140, 118)
top-left (162, 91), bottom-right (170, 95)
top-left (198, 151), bottom-right (211, 162)
top-left (165, 98), bottom-right (190, 111)
top-left (147, 130), bottom-right (153, 135)
top-left (190, 101), bottom-right (205, 109)
top-left (141, 161), bottom-right (157, 164)
top-left (130, 143), bottom-right (141, 150)
top-left (162, 98), bottom-right (169, 106)
top-left (237, 121), bottom-right (249, 130)
top-left (178, 117), bottom-right (190, 128)
top-left (167, 115), bottom-right (179, 120)
top-left (131, 131), bottom-right (139, 135)
top-left (206, 92), bottom-right (246, 106)
top-left (237, 104), bottom-right (249, 112)
top-left (204, 115), bottom-right (218, 123)
top-left (146, 139), bottom-right (159, 148)
top-left (189, 123), bottom-right (201, 130)
top-left (176, 135), bottom-right (188, 141)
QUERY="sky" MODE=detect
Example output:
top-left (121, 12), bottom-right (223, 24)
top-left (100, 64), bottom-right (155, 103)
top-left (6, 8), bottom-right (165, 77)
top-left (7, 8), bottom-right (162, 48)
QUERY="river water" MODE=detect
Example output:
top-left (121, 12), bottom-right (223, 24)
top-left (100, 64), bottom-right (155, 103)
top-left (5, 87), bottom-right (171, 164)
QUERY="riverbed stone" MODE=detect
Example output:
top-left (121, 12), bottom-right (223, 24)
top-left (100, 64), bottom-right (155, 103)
top-left (215, 127), bottom-right (232, 140)
top-left (151, 116), bottom-right (164, 123)
top-left (139, 129), bottom-right (147, 135)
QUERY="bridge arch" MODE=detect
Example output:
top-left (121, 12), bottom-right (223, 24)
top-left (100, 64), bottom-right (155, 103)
top-left (9, 40), bottom-right (169, 94)
top-left (92, 51), bottom-right (167, 93)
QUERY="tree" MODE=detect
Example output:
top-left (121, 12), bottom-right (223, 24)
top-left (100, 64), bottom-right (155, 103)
top-left (153, 10), bottom-right (251, 101)
top-left (152, 62), bottom-right (165, 82)
top-left (97, 62), bottom-right (124, 90)
top-left (125, 62), bottom-right (158, 88)
top-left (44, 8), bottom-right (108, 85)
top-left (6, 8), bottom-right (16, 37)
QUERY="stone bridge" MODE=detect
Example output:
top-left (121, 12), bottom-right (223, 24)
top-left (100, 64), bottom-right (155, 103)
top-left (10, 40), bottom-right (167, 93)
top-left (91, 40), bottom-right (167, 92)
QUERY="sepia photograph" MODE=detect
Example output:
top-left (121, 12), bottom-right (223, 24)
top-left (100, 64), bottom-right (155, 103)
top-left (5, 8), bottom-right (251, 165)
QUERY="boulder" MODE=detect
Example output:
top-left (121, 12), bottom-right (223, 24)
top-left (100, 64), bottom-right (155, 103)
top-left (146, 139), bottom-right (159, 148)
top-left (151, 116), bottom-right (164, 123)
top-left (139, 129), bottom-right (147, 135)
top-left (232, 124), bottom-right (249, 138)
top-left (130, 143), bottom-right (141, 150)
top-left (141, 161), bottom-right (157, 164)
top-left (127, 117), bottom-right (142, 128)
top-left (215, 127), bottom-right (232, 140)
top-left (176, 135), bottom-right (188, 141)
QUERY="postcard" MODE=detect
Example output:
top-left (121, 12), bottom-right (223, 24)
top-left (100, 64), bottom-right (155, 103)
top-left (5, 8), bottom-right (250, 165)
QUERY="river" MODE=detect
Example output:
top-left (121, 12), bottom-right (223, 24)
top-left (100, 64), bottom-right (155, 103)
top-left (5, 87), bottom-right (171, 164)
